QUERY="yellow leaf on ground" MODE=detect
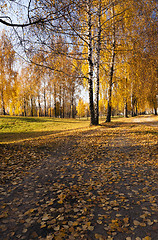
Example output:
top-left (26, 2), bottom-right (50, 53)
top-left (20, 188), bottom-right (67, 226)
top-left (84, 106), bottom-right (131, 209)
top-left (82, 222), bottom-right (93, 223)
top-left (142, 237), bottom-right (151, 240)
top-left (133, 220), bottom-right (140, 226)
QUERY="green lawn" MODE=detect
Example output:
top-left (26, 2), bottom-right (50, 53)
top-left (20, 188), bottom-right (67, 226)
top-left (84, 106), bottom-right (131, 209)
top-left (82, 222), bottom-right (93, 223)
top-left (0, 116), bottom-right (90, 143)
top-left (1, 115), bottom-right (157, 143)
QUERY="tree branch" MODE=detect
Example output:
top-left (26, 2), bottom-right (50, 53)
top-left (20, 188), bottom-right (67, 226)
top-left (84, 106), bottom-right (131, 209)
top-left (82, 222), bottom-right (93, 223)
top-left (0, 17), bottom-right (42, 27)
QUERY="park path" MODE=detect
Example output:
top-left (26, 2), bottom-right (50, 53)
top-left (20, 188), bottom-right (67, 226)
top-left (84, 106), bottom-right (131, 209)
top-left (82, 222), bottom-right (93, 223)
top-left (0, 117), bottom-right (158, 240)
top-left (131, 115), bottom-right (158, 126)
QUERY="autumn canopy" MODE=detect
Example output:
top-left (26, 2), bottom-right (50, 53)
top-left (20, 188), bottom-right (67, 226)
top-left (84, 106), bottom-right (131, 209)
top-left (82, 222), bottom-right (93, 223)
top-left (0, 0), bottom-right (157, 124)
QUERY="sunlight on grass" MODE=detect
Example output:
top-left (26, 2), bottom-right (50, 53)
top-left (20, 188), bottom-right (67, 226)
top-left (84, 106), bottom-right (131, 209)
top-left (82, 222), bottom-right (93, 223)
top-left (0, 115), bottom-right (157, 143)
top-left (0, 116), bottom-right (90, 143)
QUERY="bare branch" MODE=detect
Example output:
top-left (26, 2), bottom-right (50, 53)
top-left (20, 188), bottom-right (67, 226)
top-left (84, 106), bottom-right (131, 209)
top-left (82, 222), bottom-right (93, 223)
top-left (0, 17), bottom-right (42, 27)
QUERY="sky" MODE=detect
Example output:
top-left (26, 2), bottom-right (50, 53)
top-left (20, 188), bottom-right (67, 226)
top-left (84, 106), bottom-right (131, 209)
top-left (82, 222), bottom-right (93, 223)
top-left (0, 0), bottom-right (28, 28)
top-left (0, 0), bottom-right (89, 102)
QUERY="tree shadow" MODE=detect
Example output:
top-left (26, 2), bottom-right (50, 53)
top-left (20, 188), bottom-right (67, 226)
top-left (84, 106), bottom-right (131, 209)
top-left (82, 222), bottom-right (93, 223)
top-left (0, 130), bottom-right (65, 143)
top-left (0, 116), bottom-right (54, 123)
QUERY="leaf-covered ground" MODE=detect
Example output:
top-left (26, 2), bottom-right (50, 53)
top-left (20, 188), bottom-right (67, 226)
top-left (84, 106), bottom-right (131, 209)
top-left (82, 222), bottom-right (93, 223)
top-left (0, 116), bottom-right (158, 240)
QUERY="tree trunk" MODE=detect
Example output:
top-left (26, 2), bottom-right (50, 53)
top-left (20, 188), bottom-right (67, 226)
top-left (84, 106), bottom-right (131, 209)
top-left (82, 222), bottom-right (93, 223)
top-left (1, 89), bottom-right (6, 115)
top-left (0, 59), bottom-right (6, 115)
top-left (30, 97), bottom-right (33, 117)
top-left (135, 106), bottom-right (138, 116)
top-left (106, 46), bottom-right (115, 122)
top-left (153, 99), bottom-right (157, 115)
top-left (106, 102), bottom-right (112, 122)
top-left (87, 0), bottom-right (95, 125)
top-left (49, 93), bottom-right (52, 117)
top-left (106, 4), bottom-right (115, 123)
top-left (94, 0), bottom-right (101, 125)
top-left (71, 87), bottom-right (75, 118)
top-left (24, 97), bottom-right (26, 116)
top-left (124, 102), bottom-right (128, 118)
top-left (59, 85), bottom-right (62, 118)
top-left (124, 78), bottom-right (128, 118)
top-left (44, 88), bottom-right (47, 117)
top-left (131, 84), bottom-right (134, 117)
top-left (154, 107), bottom-right (157, 115)
top-left (38, 94), bottom-right (41, 117)
top-left (62, 88), bottom-right (65, 118)
top-left (54, 83), bottom-right (57, 118)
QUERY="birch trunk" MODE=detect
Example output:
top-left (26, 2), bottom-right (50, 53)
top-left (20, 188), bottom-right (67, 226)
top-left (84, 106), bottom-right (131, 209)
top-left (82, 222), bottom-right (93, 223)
top-left (124, 78), bottom-right (128, 118)
top-left (94, 0), bottom-right (101, 125)
top-left (30, 97), bottom-right (33, 117)
top-left (0, 65), bottom-right (6, 115)
top-left (23, 97), bottom-right (26, 117)
top-left (54, 83), bottom-right (57, 118)
top-left (106, 4), bottom-right (116, 122)
top-left (59, 85), bottom-right (62, 118)
top-left (87, 0), bottom-right (95, 125)
top-left (106, 41), bottom-right (115, 122)
top-left (49, 92), bottom-right (52, 117)
top-left (1, 87), bottom-right (6, 115)
top-left (62, 88), bottom-right (65, 118)
top-left (71, 91), bottom-right (75, 118)
top-left (44, 87), bottom-right (47, 117)
top-left (38, 94), bottom-right (41, 117)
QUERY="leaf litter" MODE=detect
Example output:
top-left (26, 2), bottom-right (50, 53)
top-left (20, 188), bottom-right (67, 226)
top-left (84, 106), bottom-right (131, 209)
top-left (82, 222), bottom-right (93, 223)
top-left (0, 120), bottom-right (158, 239)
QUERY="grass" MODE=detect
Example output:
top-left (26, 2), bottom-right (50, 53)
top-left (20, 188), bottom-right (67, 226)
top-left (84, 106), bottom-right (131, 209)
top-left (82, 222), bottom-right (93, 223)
top-left (0, 116), bottom-right (90, 143)
top-left (0, 115), bottom-right (157, 143)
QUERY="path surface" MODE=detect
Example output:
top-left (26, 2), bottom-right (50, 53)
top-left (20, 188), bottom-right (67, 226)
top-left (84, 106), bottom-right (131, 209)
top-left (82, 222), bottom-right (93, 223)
top-left (132, 115), bottom-right (158, 126)
top-left (0, 117), bottom-right (158, 240)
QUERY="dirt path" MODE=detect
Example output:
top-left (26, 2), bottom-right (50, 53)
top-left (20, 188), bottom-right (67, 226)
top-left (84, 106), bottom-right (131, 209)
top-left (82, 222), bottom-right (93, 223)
top-left (0, 118), bottom-right (158, 240)
top-left (131, 115), bottom-right (158, 127)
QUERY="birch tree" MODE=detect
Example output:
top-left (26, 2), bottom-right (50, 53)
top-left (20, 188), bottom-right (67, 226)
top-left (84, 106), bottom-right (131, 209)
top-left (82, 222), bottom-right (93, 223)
top-left (0, 32), bottom-right (16, 115)
top-left (1, 0), bottom-right (157, 120)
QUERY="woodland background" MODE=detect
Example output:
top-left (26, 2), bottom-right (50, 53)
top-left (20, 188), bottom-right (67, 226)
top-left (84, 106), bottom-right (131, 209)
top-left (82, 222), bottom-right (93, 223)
top-left (0, 2), bottom-right (158, 239)
top-left (0, 0), bottom-right (157, 125)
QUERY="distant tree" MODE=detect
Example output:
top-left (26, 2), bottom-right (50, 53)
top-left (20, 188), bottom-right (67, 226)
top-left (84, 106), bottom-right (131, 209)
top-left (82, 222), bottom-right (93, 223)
top-left (0, 31), bottom-right (16, 115)
top-left (76, 99), bottom-right (86, 119)
top-left (0, 0), bottom-right (157, 120)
